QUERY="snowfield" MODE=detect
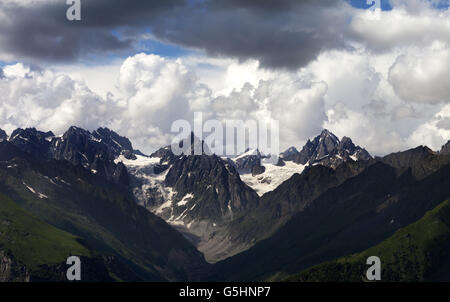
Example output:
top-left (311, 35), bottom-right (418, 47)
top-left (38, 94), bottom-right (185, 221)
top-left (239, 161), bottom-right (305, 196)
top-left (114, 154), bottom-right (161, 166)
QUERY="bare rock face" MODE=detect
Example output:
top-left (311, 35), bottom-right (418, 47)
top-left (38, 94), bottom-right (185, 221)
top-left (8, 128), bottom-right (54, 158)
top-left (231, 149), bottom-right (267, 175)
top-left (440, 141), bottom-right (450, 156)
top-left (0, 129), bottom-right (7, 142)
top-left (281, 129), bottom-right (372, 168)
top-left (130, 136), bottom-right (261, 263)
top-left (164, 154), bottom-right (259, 224)
top-left (0, 250), bottom-right (30, 282)
top-left (7, 126), bottom-right (133, 186)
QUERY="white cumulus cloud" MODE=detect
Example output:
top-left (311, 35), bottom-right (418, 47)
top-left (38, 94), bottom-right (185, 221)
top-left (388, 42), bottom-right (450, 104)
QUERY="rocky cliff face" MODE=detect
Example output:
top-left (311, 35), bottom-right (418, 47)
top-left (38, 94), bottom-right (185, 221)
top-left (0, 250), bottom-right (30, 282)
top-left (163, 154), bottom-right (259, 224)
top-left (9, 128), bottom-right (55, 159)
top-left (440, 140), bottom-right (450, 156)
top-left (211, 153), bottom-right (450, 281)
top-left (119, 134), bottom-right (261, 262)
top-left (229, 149), bottom-right (267, 176)
top-left (380, 146), bottom-right (446, 180)
top-left (53, 127), bottom-right (131, 185)
top-left (281, 129), bottom-right (372, 168)
top-left (0, 129), bottom-right (8, 142)
top-left (121, 130), bottom-right (375, 262)
top-left (7, 126), bottom-right (132, 185)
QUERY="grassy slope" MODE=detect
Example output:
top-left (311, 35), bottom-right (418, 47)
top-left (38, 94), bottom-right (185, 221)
top-left (0, 190), bottom-right (149, 282)
top-left (211, 160), bottom-right (450, 282)
top-left (285, 199), bottom-right (450, 282)
top-left (0, 191), bottom-right (91, 269)
top-left (0, 157), bottom-right (206, 281)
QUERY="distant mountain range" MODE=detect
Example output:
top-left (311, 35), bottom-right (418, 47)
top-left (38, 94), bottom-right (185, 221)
top-left (0, 125), bottom-right (449, 281)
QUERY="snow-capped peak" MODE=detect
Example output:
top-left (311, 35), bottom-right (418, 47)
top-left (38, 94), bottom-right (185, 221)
top-left (233, 148), bottom-right (260, 161)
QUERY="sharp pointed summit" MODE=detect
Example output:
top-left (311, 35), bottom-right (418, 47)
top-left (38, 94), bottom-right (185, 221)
top-left (0, 128), bottom-right (7, 142)
top-left (281, 129), bottom-right (372, 168)
top-left (440, 140), bottom-right (450, 156)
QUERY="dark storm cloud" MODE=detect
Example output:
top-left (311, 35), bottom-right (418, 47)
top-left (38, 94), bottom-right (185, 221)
top-left (71, 0), bottom-right (187, 27)
top-left (0, 0), bottom-right (349, 69)
top-left (151, 0), bottom-right (348, 69)
top-left (0, 1), bottom-right (135, 62)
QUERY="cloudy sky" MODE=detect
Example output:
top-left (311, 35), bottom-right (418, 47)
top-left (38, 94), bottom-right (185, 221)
top-left (0, 0), bottom-right (449, 155)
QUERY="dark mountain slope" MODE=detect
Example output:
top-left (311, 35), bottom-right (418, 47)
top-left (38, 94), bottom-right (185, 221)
top-left (0, 128), bottom-right (7, 141)
top-left (0, 141), bottom-right (208, 281)
top-left (0, 191), bottom-right (144, 282)
top-left (221, 145), bottom-right (450, 260)
top-left (223, 159), bottom-right (374, 253)
top-left (440, 140), bottom-right (450, 155)
top-left (129, 134), bottom-right (261, 263)
top-left (164, 154), bottom-right (259, 223)
top-left (8, 127), bottom-right (132, 185)
top-left (8, 128), bottom-right (55, 158)
top-left (166, 154), bottom-right (260, 262)
top-left (228, 149), bottom-right (269, 175)
top-left (285, 198), bottom-right (450, 282)
top-left (211, 160), bottom-right (450, 281)
top-left (380, 145), bottom-right (447, 179)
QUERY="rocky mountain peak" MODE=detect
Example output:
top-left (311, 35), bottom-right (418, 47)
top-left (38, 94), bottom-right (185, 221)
top-left (281, 129), bottom-right (372, 168)
top-left (230, 148), bottom-right (267, 175)
top-left (311, 129), bottom-right (340, 160)
top-left (0, 128), bottom-right (8, 142)
top-left (5, 126), bottom-right (132, 185)
top-left (319, 129), bottom-right (339, 142)
top-left (178, 132), bottom-right (211, 156)
top-left (339, 136), bottom-right (353, 148)
top-left (280, 146), bottom-right (298, 158)
top-left (440, 140), bottom-right (450, 155)
top-left (8, 127), bottom-right (55, 158)
top-left (379, 145), bottom-right (446, 180)
top-left (10, 127), bottom-right (54, 141)
top-left (92, 127), bottom-right (135, 159)
top-left (150, 132), bottom-right (211, 165)
top-left (57, 126), bottom-right (135, 160)
top-left (163, 154), bottom-right (258, 220)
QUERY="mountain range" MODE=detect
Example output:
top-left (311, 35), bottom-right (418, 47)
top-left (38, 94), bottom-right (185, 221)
top-left (0, 125), bottom-right (449, 281)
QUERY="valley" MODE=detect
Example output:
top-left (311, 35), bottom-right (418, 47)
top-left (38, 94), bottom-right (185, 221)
top-left (0, 126), bottom-right (449, 281)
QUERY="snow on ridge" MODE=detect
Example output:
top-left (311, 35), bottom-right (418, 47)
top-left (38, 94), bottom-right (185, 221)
top-left (55, 177), bottom-right (71, 186)
top-left (233, 149), bottom-right (259, 161)
top-left (115, 154), bottom-right (160, 167)
top-left (177, 193), bottom-right (194, 206)
top-left (90, 136), bottom-right (102, 143)
top-left (155, 188), bottom-right (176, 214)
top-left (169, 207), bottom-right (189, 225)
top-left (239, 161), bottom-right (306, 196)
top-left (37, 192), bottom-right (48, 199)
top-left (22, 182), bottom-right (48, 199)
